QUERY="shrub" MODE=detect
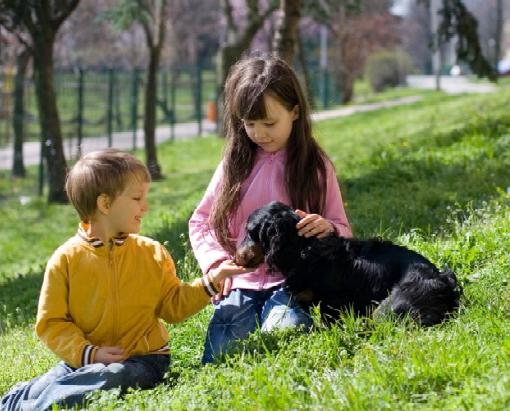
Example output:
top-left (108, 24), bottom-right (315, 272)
top-left (365, 49), bottom-right (414, 92)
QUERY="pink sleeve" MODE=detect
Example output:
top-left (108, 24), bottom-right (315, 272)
top-left (323, 160), bottom-right (352, 238)
top-left (189, 162), bottom-right (231, 274)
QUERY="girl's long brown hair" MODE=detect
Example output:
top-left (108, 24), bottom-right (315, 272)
top-left (212, 55), bottom-right (329, 254)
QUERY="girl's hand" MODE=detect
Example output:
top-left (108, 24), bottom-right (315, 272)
top-left (94, 346), bottom-right (125, 365)
top-left (295, 209), bottom-right (335, 239)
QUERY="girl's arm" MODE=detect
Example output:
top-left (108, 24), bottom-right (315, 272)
top-left (296, 161), bottom-right (352, 238)
top-left (322, 160), bottom-right (352, 237)
top-left (189, 162), bottom-right (231, 274)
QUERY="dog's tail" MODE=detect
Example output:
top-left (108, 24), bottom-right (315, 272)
top-left (375, 264), bottom-right (463, 327)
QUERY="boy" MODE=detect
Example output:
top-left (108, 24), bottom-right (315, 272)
top-left (0, 149), bottom-right (248, 411)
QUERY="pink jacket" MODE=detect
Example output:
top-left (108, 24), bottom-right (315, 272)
top-left (189, 148), bottom-right (352, 291)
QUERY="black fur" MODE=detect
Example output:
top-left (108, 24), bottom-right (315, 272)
top-left (235, 201), bottom-right (462, 326)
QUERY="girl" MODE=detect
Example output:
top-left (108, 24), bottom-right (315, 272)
top-left (189, 55), bottom-right (352, 364)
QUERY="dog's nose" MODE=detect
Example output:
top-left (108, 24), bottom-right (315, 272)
top-left (235, 244), bottom-right (264, 268)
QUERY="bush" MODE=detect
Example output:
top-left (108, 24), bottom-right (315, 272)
top-left (365, 49), bottom-right (414, 92)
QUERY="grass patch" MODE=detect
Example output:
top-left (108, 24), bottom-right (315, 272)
top-left (1, 89), bottom-right (510, 409)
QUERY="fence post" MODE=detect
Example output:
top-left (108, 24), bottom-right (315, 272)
top-left (38, 138), bottom-right (45, 196)
top-left (107, 68), bottom-right (114, 147)
top-left (131, 68), bottom-right (139, 151)
top-left (320, 68), bottom-right (329, 110)
top-left (195, 62), bottom-right (202, 136)
top-left (170, 72), bottom-right (176, 141)
top-left (76, 68), bottom-right (84, 158)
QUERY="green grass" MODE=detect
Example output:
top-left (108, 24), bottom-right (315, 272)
top-left (1, 89), bottom-right (510, 409)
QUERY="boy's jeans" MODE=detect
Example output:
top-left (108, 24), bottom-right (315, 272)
top-left (202, 286), bottom-right (312, 364)
top-left (0, 354), bottom-right (169, 411)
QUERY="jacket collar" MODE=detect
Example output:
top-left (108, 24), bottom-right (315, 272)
top-left (77, 222), bottom-right (128, 248)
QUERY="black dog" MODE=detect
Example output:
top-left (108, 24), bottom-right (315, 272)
top-left (235, 201), bottom-right (462, 326)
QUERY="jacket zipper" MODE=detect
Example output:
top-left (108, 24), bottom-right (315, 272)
top-left (109, 241), bottom-right (119, 343)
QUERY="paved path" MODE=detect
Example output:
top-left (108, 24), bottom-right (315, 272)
top-left (1, 74), bottom-right (499, 170)
top-left (0, 96), bottom-right (427, 171)
top-left (406, 74), bottom-right (498, 94)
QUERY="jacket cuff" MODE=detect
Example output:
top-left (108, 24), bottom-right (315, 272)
top-left (81, 344), bottom-right (98, 366)
top-left (200, 275), bottom-right (219, 297)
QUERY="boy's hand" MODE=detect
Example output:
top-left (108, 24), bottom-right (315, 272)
top-left (94, 346), bottom-right (125, 365)
top-left (295, 209), bottom-right (335, 239)
top-left (209, 260), bottom-right (250, 302)
top-left (212, 276), bottom-right (233, 304)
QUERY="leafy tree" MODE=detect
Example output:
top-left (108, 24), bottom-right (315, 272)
top-left (0, 19), bottom-right (31, 178)
top-left (0, 0), bottom-right (80, 202)
top-left (422, 0), bottom-right (497, 80)
top-left (304, 0), bottom-right (396, 103)
top-left (273, 0), bottom-right (302, 63)
top-left (217, 0), bottom-right (278, 98)
top-left (106, 0), bottom-right (169, 180)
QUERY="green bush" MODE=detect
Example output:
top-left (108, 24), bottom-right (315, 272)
top-left (365, 49), bottom-right (414, 92)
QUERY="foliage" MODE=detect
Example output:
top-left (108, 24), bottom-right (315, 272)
top-left (364, 49), bottom-right (414, 92)
top-left (420, 0), bottom-right (497, 80)
top-left (1, 89), bottom-right (510, 409)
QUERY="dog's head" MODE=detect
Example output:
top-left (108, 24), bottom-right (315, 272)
top-left (235, 201), bottom-right (301, 269)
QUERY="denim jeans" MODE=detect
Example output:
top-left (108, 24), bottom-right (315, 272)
top-left (202, 286), bottom-right (312, 364)
top-left (0, 354), bottom-right (170, 411)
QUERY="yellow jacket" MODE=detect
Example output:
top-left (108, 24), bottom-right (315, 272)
top-left (35, 225), bottom-right (214, 368)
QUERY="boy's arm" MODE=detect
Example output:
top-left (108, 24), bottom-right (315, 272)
top-left (156, 244), bottom-right (247, 323)
top-left (188, 162), bottom-right (231, 274)
top-left (35, 252), bottom-right (99, 369)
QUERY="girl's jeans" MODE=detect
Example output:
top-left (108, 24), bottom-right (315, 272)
top-left (202, 286), bottom-right (312, 363)
top-left (0, 354), bottom-right (169, 411)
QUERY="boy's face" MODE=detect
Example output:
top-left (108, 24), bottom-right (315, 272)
top-left (106, 177), bottom-right (150, 235)
top-left (242, 93), bottom-right (298, 153)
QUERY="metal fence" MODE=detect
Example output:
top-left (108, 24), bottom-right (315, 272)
top-left (0, 65), bottom-right (218, 151)
top-left (0, 63), bottom-right (341, 151)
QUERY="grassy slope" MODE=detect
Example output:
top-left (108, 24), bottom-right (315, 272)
top-left (1, 89), bottom-right (509, 410)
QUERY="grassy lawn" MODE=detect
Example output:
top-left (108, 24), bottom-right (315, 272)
top-left (1, 88), bottom-right (510, 409)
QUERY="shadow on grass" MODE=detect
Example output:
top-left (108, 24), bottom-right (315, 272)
top-left (0, 271), bottom-right (43, 331)
top-left (343, 116), bottom-right (510, 237)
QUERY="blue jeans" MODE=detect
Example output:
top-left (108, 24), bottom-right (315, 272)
top-left (202, 286), bottom-right (312, 363)
top-left (0, 354), bottom-right (169, 411)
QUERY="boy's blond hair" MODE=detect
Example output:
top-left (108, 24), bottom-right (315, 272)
top-left (65, 149), bottom-right (151, 223)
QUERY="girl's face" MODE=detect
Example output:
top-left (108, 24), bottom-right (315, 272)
top-left (242, 93), bottom-right (298, 153)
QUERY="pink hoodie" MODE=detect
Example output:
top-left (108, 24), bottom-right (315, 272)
top-left (189, 148), bottom-right (352, 291)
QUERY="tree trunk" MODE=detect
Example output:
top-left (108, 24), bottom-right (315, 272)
top-left (12, 48), bottom-right (30, 178)
top-left (341, 75), bottom-right (354, 104)
top-left (32, 36), bottom-right (68, 203)
top-left (144, 46), bottom-right (163, 180)
top-left (494, 0), bottom-right (503, 77)
top-left (297, 29), bottom-right (315, 109)
top-left (273, 0), bottom-right (301, 64)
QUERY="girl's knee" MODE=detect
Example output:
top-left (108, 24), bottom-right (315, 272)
top-left (261, 305), bottom-right (312, 332)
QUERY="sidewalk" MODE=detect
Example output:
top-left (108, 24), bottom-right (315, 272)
top-left (0, 96), bottom-right (423, 170)
top-left (406, 75), bottom-right (498, 94)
